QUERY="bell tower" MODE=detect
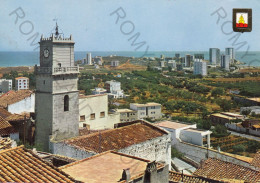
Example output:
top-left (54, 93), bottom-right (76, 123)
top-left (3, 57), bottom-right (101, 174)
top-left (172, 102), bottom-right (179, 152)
top-left (35, 24), bottom-right (79, 152)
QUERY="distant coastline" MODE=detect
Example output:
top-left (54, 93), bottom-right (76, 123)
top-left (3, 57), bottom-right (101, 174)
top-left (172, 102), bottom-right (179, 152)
top-left (0, 51), bottom-right (259, 67)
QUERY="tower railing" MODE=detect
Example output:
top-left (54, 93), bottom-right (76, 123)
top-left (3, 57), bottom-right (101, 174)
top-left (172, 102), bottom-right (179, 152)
top-left (35, 65), bottom-right (79, 75)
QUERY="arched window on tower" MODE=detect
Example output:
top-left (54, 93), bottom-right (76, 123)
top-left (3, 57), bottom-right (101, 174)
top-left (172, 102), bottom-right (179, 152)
top-left (64, 95), bottom-right (69, 111)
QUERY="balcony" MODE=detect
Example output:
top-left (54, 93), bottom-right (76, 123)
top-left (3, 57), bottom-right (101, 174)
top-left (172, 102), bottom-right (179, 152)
top-left (35, 65), bottom-right (79, 75)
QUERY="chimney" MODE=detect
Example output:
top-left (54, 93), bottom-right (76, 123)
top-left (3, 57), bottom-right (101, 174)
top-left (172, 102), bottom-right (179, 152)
top-left (120, 168), bottom-right (131, 182)
top-left (144, 161), bottom-right (157, 183)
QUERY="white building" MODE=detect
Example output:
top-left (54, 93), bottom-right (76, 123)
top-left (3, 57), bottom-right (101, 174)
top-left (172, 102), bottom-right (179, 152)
top-left (0, 90), bottom-right (35, 114)
top-left (116, 108), bottom-right (138, 122)
top-left (86, 53), bottom-right (92, 65)
top-left (193, 59), bottom-right (207, 76)
top-left (156, 121), bottom-right (211, 147)
top-left (130, 103), bottom-right (162, 120)
top-left (240, 106), bottom-right (260, 115)
top-left (111, 60), bottom-right (119, 67)
top-left (79, 94), bottom-right (120, 129)
top-left (91, 87), bottom-right (107, 95)
top-left (105, 80), bottom-right (125, 98)
top-left (94, 56), bottom-right (102, 65)
top-left (160, 61), bottom-right (165, 67)
top-left (168, 60), bottom-right (176, 69)
top-left (0, 79), bottom-right (12, 93)
top-left (225, 47), bottom-right (235, 63)
top-left (221, 54), bottom-right (230, 71)
top-left (209, 48), bottom-right (220, 65)
top-left (15, 77), bottom-right (29, 91)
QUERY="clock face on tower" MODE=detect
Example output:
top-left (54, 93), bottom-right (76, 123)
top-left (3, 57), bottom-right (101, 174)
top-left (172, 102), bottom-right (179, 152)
top-left (43, 48), bottom-right (49, 58)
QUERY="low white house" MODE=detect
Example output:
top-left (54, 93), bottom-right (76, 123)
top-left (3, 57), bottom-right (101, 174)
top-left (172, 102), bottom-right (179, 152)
top-left (155, 120), bottom-right (211, 147)
top-left (79, 94), bottom-right (119, 129)
top-left (240, 106), bottom-right (260, 115)
top-left (0, 90), bottom-right (35, 114)
top-left (91, 87), bottom-right (107, 95)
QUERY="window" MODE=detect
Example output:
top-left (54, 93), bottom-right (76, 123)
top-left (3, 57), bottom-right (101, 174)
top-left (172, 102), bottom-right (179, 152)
top-left (80, 115), bottom-right (85, 121)
top-left (100, 112), bottom-right (105, 118)
top-left (90, 113), bottom-right (95, 120)
top-left (64, 95), bottom-right (69, 111)
top-left (58, 63), bottom-right (61, 67)
top-left (151, 106), bottom-right (155, 109)
top-left (83, 123), bottom-right (87, 128)
top-left (43, 80), bottom-right (45, 85)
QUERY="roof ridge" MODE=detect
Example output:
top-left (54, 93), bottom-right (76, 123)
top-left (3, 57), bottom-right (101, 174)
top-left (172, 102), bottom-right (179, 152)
top-left (60, 150), bottom-right (151, 170)
top-left (59, 150), bottom-right (112, 169)
top-left (0, 145), bottom-right (24, 154)
top-left (67, 122), bottom-right (142, 141)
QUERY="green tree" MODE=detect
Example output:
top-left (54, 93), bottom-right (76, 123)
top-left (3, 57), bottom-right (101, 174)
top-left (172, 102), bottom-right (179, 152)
top-left (212, 125), bottom-right (230, 137)
top-left (232, 144), bottom-right (246, 153)
top-left (211, 88), bottom-right (224, 97)
top-left (246, 141), bottom-right (260, 153)
top-left (218, 99), bottom-right (232, 111)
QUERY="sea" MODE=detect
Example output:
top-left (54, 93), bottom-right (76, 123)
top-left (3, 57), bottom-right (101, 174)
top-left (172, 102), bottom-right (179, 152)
top-left (0, 51), bottom-right (259, 67)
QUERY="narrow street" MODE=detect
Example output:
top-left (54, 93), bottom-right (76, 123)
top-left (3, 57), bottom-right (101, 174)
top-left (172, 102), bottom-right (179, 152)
top-left (229, 130), bottom-right (260, 142)
top-left (172, 158), bottom-right (197, 175)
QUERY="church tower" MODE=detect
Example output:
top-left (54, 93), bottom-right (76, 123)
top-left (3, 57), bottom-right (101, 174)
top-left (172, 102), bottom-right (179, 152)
top-left (35, 24), bottom-right (79, 151)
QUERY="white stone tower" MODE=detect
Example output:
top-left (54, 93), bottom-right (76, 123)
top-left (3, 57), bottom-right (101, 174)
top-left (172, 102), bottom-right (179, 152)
top-left (35, 24), bottom-right (79, 151)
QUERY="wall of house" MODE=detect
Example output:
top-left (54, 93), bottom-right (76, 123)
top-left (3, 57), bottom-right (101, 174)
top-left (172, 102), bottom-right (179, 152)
top-left (51, 141), bottom-right (96, 159)
top-left (119, 112), bottom-right (138, 122)
top-left (175, 141), bottom-right (256, 169)
top-left (249, 129), bottom-right (260, 136)
top-left (119, 134), bottom-right (172, 170)
top-left (10, 133), bottom-right (19, 141)
top-left (159, 124), bottom-right (197, 145)
top-left (225, 123), bottom-right (246, 133)
top-left (147, 106), bottom-right (162, 120)
top-left (180, 130), bottom-right (203, 146)
top-left (79, 95), bottom-right (120, 129)
top-left (8, 93), bottom-right (35, 114)
top-left (226, 123), bottom-right (260, 137)
top-left (130, 104), bottom-right (162, 120)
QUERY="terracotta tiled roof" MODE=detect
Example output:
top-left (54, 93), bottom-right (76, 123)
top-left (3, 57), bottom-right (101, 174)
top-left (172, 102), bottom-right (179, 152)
top-left (0, 116), bottom-right (17, 136)
top-left (0, 108), bottom-right (11, 119)
top-left (251, 151), bottom-right (260, 168)
top-left (169, 171), bottom-right (220, 183)
top-left (5, 113), bottom-right (28, 122)
top-left (194, 158), bottom-right (260, 182)
top-left (15, 77), bottom-right (29, 80)
top-left (0, 90), bottom-right (33, 108)
top-left (60, 150), bottom-right (164, 183)
top-left (79, 128), bottom-right (107, 136)
top-left (0, 137), bottom-right (14, 150)
top-left (0, 146), bottom-right (77, 182)
top-left (66, 121), bottom-right (167, 153)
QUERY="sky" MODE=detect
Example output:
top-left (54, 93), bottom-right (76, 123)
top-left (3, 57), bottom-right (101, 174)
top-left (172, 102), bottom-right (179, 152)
top-left (0, 0), bottom-right (260, 52)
